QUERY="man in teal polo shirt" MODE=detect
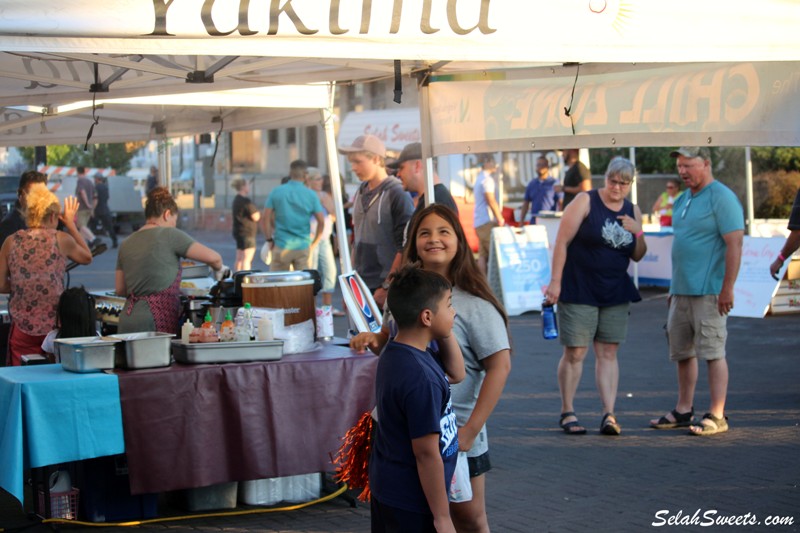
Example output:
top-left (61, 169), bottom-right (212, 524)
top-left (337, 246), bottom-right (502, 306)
top-left (650, 147), bottom-right (743, 436)
top-left (262, 160), bottom-right (325, 272)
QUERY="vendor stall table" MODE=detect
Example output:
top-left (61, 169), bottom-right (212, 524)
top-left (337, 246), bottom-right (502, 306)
top-left (0, 343), bottom-right (377, 506)
top-left (0, 365), bottom-right (125, 506)
top-left (114, 343), bottom-right (377, 495)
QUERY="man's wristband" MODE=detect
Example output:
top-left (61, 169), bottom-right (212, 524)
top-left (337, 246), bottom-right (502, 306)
top-left (635, 230), bottom-right (645, 239)
top-left (381, 280), bottom-right (391, 290)
top-left (778, 252), bottom-right (787, 262)
top-left (266, 238), bottom-right (273, 242)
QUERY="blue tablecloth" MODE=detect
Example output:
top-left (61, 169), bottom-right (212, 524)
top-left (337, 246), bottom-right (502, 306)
top-left (0, 365), bottom-right (125, 506)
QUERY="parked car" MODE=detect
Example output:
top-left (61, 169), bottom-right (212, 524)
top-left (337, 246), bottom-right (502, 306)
top-left (0, 176), bottom-right (19, 219)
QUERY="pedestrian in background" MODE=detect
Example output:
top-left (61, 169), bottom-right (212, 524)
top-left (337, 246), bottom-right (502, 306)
top-left (560, 148), bottom-right (592, 209)
top-left (261, 160), bottom-right (324, 272)
top-left (231, 178), bottom-right (260, 272)
top-left (0, 170), bottom-right (50, 248)
top-left (520, 155), bottom-right (561, 224)
top-left (650, 147), bottom-right (743, 436)
top-left (651, 177), bottom-right (682, 227)
top-left (338, 134), bottom-right (413, 307)
top-left (769, 186), bottom-right (800, 279)
top-left (92, 173), bottom-right (118, 249)
top-left (145, 165), bottom-right (159, 194)
top-left (75, 166), bottom-right (100, 247)
top-left (545, 157), bottom-right (647, 436)
top-left (472, 155), bottom-right (504, 275)
top-left (306, 167), bottom-right (344, 315)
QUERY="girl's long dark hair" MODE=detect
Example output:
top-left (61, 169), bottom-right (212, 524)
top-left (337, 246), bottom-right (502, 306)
top-left (57, 286), bottom-right (98, 339)
top-left (402, 204), bottom-right (508, 327)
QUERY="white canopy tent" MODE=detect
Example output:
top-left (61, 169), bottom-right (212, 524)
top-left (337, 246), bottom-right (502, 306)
top-left (0, 86), bottom-right (328, 146)
top-left (1, 0), bottom-right (800, 276)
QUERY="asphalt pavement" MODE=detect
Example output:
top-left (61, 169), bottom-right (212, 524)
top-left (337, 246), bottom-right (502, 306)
top-left (1, 228), bottom-right (798, 533)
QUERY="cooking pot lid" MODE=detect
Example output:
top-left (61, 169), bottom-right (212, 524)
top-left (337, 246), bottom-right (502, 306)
top-left (242, 271), bottom-right (313, 285)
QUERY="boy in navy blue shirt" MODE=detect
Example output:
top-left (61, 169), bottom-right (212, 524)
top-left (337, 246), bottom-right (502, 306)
top-left (369, 266), bottom-right (465, 533)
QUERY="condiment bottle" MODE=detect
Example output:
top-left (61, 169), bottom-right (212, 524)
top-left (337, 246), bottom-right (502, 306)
top-left (235, 307), bottom-right (250, 342)
top-left (257, 315), bottom-right (274, 341)
top-left (243, 303), bottom-right (255, 340)
top-left (181, 319), bottom-right (194, 344)
top-left (219, 311), bottom-right (236, 342)
top-left (200, 311), bottom-right (219, 342)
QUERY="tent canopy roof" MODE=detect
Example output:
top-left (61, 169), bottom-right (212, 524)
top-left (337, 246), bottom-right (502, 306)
top-left (1, 1), bottom-right (800, 148)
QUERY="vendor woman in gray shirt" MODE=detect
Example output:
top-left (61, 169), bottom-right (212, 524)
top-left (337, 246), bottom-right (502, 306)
top-left (115, 187), bottom-right (225, 334)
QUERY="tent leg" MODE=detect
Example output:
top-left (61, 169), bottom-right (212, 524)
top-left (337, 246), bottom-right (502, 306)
top-left (321, 82), bottom-right (352, 275)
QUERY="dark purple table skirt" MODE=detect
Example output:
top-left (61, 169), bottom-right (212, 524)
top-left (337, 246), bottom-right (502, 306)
top-left (114, 344), bottom-right (377, 495)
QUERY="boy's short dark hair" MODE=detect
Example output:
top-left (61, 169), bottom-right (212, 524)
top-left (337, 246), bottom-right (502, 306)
top-left (387, 265), bottom-right (451, 329)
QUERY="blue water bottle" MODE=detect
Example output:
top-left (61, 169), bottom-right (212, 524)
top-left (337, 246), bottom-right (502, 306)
top-left (542, 299), bottom-right (558, 340)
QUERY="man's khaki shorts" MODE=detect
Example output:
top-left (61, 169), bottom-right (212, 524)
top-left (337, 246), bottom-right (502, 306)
top-left (667, 295), bottom-right (727, 361)
top-left (269, 246), bottom-right (311, 272)
top-left (475, 222), bottom-right (496, 259)
top-left (76, 209), bottom-right (92, 229)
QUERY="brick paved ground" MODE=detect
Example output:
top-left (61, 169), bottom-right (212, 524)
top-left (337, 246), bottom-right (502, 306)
top-left (1, 230), bottom-right (798, 532)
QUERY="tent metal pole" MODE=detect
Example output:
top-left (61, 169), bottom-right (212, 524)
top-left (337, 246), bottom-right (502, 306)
top-left (418, 74), bottom-right (435, 206)
top-left (629, 146), bottom-right (639, 289)
top-left (745, 146), bottom-right (755, 236)
top-left (322, 82), bottom-right (352, 274)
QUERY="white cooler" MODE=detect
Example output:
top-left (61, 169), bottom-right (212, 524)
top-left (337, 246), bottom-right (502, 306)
top-left (239, 474), bottom-right (321, 505)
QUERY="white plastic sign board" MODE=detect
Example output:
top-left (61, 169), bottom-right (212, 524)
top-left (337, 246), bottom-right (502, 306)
top-left (488, 225), bottom-right (551, 316)
top-left (339, 271), bottom-right (383, 333)
top-left (732, 237), bottom-right (787, 318)
top-left (631, 235), bottom-right (786, 318)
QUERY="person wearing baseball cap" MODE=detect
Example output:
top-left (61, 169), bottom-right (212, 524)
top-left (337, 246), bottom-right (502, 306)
top-left (389, 142), bottom-right (458, 216)
top-left (338, 135), bottom-right (414, 306)
top-left (649, 146), bottom-right (744, 436)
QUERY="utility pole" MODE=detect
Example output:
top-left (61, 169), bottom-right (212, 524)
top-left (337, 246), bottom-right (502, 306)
top-left (34, 146), bottom-right (47, 168)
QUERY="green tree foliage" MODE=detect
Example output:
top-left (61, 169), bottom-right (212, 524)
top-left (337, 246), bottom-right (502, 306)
top-left (754, 170), bottom-right (800, 218)
top-left (16, 143), bottom-right (142, 174)
top-left (589, 147), bottom-right (679, 174)
top-left (751, 147), bottom-right (800, 173)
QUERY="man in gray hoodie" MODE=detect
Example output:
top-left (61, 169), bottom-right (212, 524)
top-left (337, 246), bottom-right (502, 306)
top-left (339, 135), bottom-right (414, 307)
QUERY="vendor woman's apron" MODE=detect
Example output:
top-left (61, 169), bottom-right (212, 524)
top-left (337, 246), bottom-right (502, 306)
top-left (124, 271), bottom-right (182, 334)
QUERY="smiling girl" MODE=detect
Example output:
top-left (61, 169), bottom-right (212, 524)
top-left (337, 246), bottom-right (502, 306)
top-left (352, 204), bottom-right (511, 533)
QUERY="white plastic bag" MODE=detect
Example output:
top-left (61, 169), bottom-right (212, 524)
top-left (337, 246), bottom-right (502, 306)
top-left (449, 452), bottom-right (473, 502)
top-left (259, 242), bottom-right (272, 266)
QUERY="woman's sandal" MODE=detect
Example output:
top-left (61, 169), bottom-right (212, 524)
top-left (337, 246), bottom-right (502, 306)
top-left (600, 413), bottom-right (621, 436)
top-left (688, 413), bottom-right (729, 436)
top-left (559, 411), bottom-right (587, 435)
top-left (650, 408), bottom-right (694, 429)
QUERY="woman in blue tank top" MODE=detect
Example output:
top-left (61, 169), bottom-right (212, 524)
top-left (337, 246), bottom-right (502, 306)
top-left (545, 157), bottom-right (647, 436)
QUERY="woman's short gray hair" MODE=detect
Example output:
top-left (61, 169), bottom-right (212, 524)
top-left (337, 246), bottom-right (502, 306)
top-left (605, 157), bottom-right (636, 183)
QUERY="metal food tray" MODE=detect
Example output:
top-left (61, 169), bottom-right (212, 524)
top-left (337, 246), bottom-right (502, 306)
top-left (109, 332), bottom-right (174, 369)
top-left (55, 336), bottom-right (118, 373)
top-left (171, 339), bottom-right (283, 364)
